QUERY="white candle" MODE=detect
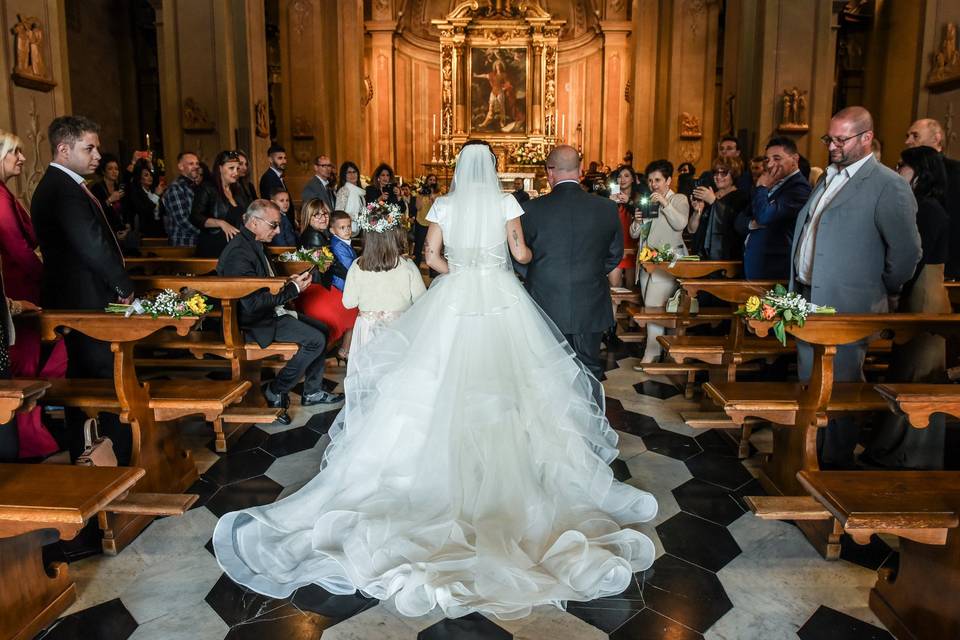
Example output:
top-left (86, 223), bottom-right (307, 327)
top-left (561, 115), bottom-right (566, 142)
top-left (145, 133), bottom-right (151, 149)
top-left (433, 114), bottom-right (437, 140)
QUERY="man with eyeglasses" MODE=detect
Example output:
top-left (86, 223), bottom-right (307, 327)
top-left (302, 155), bottom-right (336, 213)
top-left (903, 117), bottom-right (960, 278)
top-left (259, 144), bottom-right (288, 211)
top-left (217, 199), bottom-right (344, 424)
top-left (789, 106), bottom-right (921, 469)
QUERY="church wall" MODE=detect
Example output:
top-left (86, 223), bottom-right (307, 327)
top-left (916, 0), bottom-right (960, 159)
top-left (0, 0), bottom-right (72, 201)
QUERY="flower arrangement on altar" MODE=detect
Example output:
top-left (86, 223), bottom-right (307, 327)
top-left (106, 289), bottom-right (211, 319)
top-left (736, 284), bottom-right (836, 346)
top-left (637, 244), bottom-right (700, 265)
top-left (278, 246), bottom-right (335, 270)
top-left (411, 175), bottom-right (428, 193)
top-left (509, 142), bottom-right (548, 165)
top-left (358, 201), bottom-right (404, 233)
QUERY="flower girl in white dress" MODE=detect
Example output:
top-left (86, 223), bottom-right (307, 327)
top-left (341, 211), bottom-right (426, 371)
top-left (213, 142), bottom-right (657, 621)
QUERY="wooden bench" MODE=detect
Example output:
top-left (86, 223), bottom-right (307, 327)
top-left (795, 470), bottom-right (960, 640)
top-left (125, 257), bottom-right (217, 275)
top-left (740, 313), bottom-right (960, 559)
top-left (37, 312), bottom-right (240, 553)
top-left (137, 246), bottom-right (197, 258)
top-left (875, 383), bottom-right (960, 428)
top-left (0, 380), bottom-right (51, 424)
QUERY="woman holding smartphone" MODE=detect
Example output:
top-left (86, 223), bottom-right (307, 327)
top-left (607, 165), bottom-right (641, 288)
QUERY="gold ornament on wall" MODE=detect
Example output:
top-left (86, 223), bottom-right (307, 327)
top-left (362, 76), bottom-right (374, 107)
top-left (291, 116), bottom-right (314, 140)
top-left (182, 98), bottom-right (214, 132)
top-left (679, 112), bottom-right (702, 139)
top-left (778, 87), bottom-right (809, 132)
top-left (10, 14), bottom-right (55, 91)
top-left (928, 23), bottom-right (960, 89)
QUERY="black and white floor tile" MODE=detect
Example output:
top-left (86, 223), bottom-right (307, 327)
top-left (34, 350), bottom-right (895, 640)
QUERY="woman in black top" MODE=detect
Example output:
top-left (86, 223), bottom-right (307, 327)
top-left (191, 150), bottom-right (250, 258)
top-left (236, 150), bottom-right (259, 201)
top-left (124, 159), bottom-right (167, 237)
top-left (90, 154), bottom-right (127, 233)
top-left (687, 156), bottom-right (749, 260)
top-left (865, 145), bottom-right (950, 470)
top-left (365, 163), bottom-right (406, 212)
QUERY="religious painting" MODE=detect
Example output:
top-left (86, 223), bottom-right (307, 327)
top-left (469, 47), bottom-right (527, 135)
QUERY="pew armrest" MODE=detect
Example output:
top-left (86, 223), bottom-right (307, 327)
top-left (744, 495), bottom-right (831, 521)
top-left (107, 492), bottom-right (198, 517)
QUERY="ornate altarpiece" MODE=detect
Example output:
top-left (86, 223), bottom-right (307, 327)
top-left (432, 1), bottom-right (565, 174)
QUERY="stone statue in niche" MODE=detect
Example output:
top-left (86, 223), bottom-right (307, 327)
top-left (255, 101), bottom-right (269, 138)
top-left (928, 22), bottom-right (960, 88)
top-left (10, 14), bottom-right (55, 91)
top-left (778, 87), bottom-right (809, 132)
top-left (679, 112), bottom-right (702, 139)
top-left (182, 98), bottom-right (214, 132)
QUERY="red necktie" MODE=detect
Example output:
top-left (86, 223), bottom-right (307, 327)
top-left (79, 181), bottom-right (125, 264)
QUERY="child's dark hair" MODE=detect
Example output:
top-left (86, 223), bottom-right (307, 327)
top-left (358, 228), bottom-right (401, 272)
top-left (330, 210), bottom-right (352, 227)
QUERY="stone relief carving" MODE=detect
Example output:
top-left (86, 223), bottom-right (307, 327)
top-left (679, 141), bottom-right (701, 164)
top-left (291, 115), bottom-right (314, 139)
top-left (182, 98), bottom-right (214, 132)
top-left (686, 0), bottom-right (707, 36)
top-left (928, 22), bottom-right (960, 88)
top-left (679, 112), bottom-right (702, 139)
top-left (23, 97), bottom-right (45, 200)
top-left (362, 76), bottom-right (374, 107)
top-left (290, 0), bottom-right (311, 40)
top-left (11, 14), bottom-right (55, 91)
top-left (778, 86), bottom-right (809, 132)
top-left (255, 100), bottom-right (269, 138)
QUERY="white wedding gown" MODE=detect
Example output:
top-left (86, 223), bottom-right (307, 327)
top-left (213, 146), bottom-right (657, 620)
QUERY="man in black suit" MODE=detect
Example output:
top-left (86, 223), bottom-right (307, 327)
top-left (511, 177), bottom-right (530, 204)
top-left (904, 118), bottom-right (960, 278)
top-left (217, 200), bottom-right (343, 424)
top-left (32, 115), bottom-right (135, 462)
top-left (301, 155), bottom-right (336, 212)
top-left (258, 144), bottom-right (288, 211)
top-left (519, 145), bottom-right (623, 380)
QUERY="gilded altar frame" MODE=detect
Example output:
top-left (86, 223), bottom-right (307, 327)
top-left (432, 2), bottom-right (565, 162)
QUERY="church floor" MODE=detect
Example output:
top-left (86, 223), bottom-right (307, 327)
top-left (34, 346), bottom-right (895, 640)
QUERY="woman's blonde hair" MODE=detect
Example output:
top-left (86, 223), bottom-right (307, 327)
top-left (0, 130), bottom-right (22, 180)
top-left (298, 197), bottom-right (330, 233)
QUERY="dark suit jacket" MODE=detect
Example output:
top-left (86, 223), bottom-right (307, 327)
top-left (942, 155), bottom-right (960, 278)
top-left (736, 171), bottom-right (811, 280)
top-left (216, 227), bottom-right (301, 347)
top-left (32, 166), bottom-right (133, 310)
top-left (302, 176), bottom-right (335, 211)
top-left (519, 181), bottom-right (623, 334)
top-left (258, 168), bottom-right (286, 202)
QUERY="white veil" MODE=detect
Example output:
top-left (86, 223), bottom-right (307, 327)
top-left (440, 143), bottom-right (510, 272)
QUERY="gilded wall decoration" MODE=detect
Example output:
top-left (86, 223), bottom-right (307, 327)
top-left (928, 22), bottom-right (960, 89)
top-left (10, 14), bottom-right (55, 91)
top-left (679, 141), bottom-right (701, 164)
top-left (679, 112), bottom-right (702, 139)
top-left (778, 86), bottom-right (809, 132)
top-left (182, 98), bottom-right (214, 132)
top-left (23, 97), bottom-right (45, 199)
top-left (362, 76), bottom-right (374, 107)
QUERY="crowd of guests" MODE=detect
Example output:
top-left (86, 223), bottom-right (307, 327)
top-left (1, 106), bottom-right (958, 471)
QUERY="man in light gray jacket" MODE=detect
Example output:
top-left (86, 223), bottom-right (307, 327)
top-left (789, 106), bottom-right (921, 468)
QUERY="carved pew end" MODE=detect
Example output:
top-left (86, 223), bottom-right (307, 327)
top-left (744, 495), bottom-right (832, 521)
top-left (212, 407), bottom-right (284, 453)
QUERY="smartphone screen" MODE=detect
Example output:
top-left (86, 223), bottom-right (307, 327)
top-left (609, 184), bottom-right (621, 195)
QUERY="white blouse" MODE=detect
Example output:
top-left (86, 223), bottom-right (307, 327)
top-left (341, 258), bottom-right (427, 313)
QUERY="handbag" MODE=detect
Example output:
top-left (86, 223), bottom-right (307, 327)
top-left (75, 418), bottom-right (118, 467)
top-left (665, 289), bottom-right (699, 314)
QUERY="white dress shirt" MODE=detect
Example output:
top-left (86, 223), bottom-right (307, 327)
top-left (795, 153), bottom-right (873, 284)
top-left (50, 162), bottom-right (85, 184)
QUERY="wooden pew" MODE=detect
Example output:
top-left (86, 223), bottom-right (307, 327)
top-left (139, 237), bottom-right (169, 248)
top-left (795, 471), bottom-right (960, 640)
top-left (875, 384), bottom-right (960, 428)
top-left (131, 276), bottom-right (293, 451)
top-left (138, 245), bottom-right (196, 258)
top-left (0, 464), bottom-right (145, 640)
top-left (37, 311), bottom-right (244, 553)
top-left (0, 380), bottom-right (51, 423)
top-left (124, 257), bottom-right (217, 275)
top-left (737, 314), bottom-right (960, 558)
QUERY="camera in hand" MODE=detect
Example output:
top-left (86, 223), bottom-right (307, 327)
top-left (639, 194), bottom-right (660, 218)
top-left (383, 182), bottom-right (397, 194)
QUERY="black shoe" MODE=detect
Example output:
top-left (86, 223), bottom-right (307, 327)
top-left (301, 390), bottom-right (345, 406)
top-left (274, 410), bottom-right (292, 426)
top-left (262, 382), bottom-right (293, 424)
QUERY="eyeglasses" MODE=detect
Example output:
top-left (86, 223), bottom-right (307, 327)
top-left (311, 211), bottom-right (329, 218)
top-left (252, 215), bottom-right (279, 229)
top-left (819, 130), bottom-right (871, 147)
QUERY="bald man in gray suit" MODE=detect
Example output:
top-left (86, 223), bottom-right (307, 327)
top-left (789, 106), bottom-right (921, 468)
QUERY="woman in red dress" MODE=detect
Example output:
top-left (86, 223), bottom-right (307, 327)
top-left (0, 131), bottom-right (64, 457)
top-left (296, 199), bottom-right (358, 360)
top-left (607, 164), bottom-right (641, 288)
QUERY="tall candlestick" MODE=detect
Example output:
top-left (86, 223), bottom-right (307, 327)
top-left (145, 133), bottom-right (151, 150)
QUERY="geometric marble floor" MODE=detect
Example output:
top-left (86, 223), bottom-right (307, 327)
top-left (34, 346), bottom-right (896, 640)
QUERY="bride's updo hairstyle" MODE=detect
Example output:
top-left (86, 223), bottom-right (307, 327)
top-left (460, 139), bottom-right (497, 168)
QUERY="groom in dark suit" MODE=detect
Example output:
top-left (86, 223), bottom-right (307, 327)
top-left (519, 145), bottom-right (623, 379)
top-left (32, 115), bottom-right (135, 462)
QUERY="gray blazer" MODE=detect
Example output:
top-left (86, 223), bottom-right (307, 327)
top-left (788, 155), bottom-right (921, 313)
top-left (302, 176), bottom-right (335, 211)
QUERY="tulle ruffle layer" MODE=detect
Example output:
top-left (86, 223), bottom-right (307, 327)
top-left (213, 266), bottom-right (657, 620)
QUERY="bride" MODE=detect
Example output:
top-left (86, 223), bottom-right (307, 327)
top-left (213, 141), bottom-right (657, 620)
